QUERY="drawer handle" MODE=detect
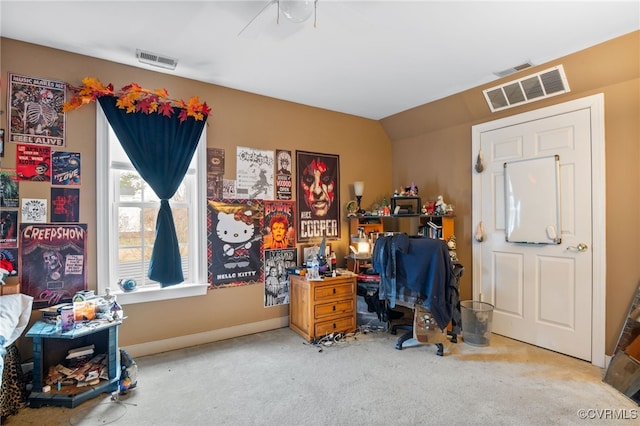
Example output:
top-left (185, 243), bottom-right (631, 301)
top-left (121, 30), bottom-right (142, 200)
top-left (333, 323), bottom-right (337, 329)
top-left (332, 305), bottom-right (336, 311)
top-left (332, 288), bottom-right (336, 294)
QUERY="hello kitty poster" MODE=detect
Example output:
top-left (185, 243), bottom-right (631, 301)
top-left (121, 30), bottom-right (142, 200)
top-left (207, 199), bottom-right (264, 288)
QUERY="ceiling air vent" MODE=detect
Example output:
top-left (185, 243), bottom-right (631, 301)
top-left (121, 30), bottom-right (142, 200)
top-left (483, 65), bottom-right (570, 112)
top-left (136, 49), bottom-right (178, 70)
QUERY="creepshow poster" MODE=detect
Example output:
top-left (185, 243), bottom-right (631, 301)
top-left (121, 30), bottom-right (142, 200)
top-left (275, 149), bottom-right (292, 200)
top-left (264, 249), bottom-right (296, 307)
top-left (236, 146), bottom-right (274, 200)
top-left (207, 199), bottom-right (264, 288)
top-left (19, 224), bottom-right (88, 309)
top-left (263, 200), bottom-right (295, 250)
top-left (295, 151), bottom-right (340, 243)
top-left (8, 73), bottom-right (66, 147)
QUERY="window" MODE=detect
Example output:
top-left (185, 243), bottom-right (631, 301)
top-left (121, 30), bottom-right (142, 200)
top-left (96, 105), bottom-right (208, 305)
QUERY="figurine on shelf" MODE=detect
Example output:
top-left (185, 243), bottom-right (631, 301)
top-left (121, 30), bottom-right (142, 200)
top-left (447, 234), bottom-right (457, 250)
top-left (381, 197), bottom-right (391, 216)
top-left (435, 195), bottom-right (447, 215)
top-left (406, 183), bottom-right (418, 196)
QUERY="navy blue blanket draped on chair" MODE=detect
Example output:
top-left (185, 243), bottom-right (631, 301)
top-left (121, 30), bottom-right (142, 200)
top-left (373, 234), bottom-right (456, 330)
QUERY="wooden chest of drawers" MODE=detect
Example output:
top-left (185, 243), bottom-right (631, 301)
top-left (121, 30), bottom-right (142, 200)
top-left (289, 274), bottom-right (357, 342)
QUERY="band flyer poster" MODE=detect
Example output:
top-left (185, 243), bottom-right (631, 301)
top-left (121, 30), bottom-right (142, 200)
top-left (8, 73), bottom-right (66, 147)
top-left (207, 147), bottom-right (224, 199)
top-left (236, 146), bottom-right (274, 200)
top-left (0, 169), bottom-right (19, 208)
top-left (0, 210), bottom-right (18, 248)
top-left (262, 200), bottom-right (295, 250)
top-left (51, 187), bottom-right (80, 222)
top-left (19, 223), bottom-right (88, 308)
top-left (295, 151), bottom-right (340, 243)
top-left (16, 144), bottom-right (51, 182)
top-left (275, 149), bottom-right (292, 200)
top-left (51, 151), bottom-right (81, 185)
top-left (207, 199), bottom-right (264, 289)
top-left (264, 248), bottom-right (296, 308)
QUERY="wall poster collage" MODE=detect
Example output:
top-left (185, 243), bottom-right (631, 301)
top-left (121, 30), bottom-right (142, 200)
top-left (0, 73), bottom-right (88, 307)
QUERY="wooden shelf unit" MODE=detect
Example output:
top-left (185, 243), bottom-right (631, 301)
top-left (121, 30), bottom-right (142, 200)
top-left (26, 320), bottom-right (121, 408)
top-left (348, 214), bottom-right (455, 242)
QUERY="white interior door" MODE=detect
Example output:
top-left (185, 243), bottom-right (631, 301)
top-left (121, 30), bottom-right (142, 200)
top-left (471, 95), bottom-right (606, 364)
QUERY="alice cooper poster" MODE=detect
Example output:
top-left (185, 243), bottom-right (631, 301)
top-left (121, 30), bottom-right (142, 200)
top-left (208, 199), bottom-right (264, 288)
top-left (19, 223), bottom-right (87, 309)
top-left (295, 151), bottom-right (340, 243)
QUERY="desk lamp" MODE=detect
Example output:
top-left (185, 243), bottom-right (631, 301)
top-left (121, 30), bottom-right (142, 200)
top-left (354, 181), bottom-right (365, 215)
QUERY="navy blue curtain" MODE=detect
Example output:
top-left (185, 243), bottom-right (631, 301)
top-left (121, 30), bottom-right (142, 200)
top-left (98, 96), bottom-right (206, 286)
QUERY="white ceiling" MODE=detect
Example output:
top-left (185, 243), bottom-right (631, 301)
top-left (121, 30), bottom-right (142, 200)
top-left (1, 1), bottom-right (639, 120)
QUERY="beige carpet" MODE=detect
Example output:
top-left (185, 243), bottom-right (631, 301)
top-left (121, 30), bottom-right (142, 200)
top-left (4, 326), bottom-right (638, 426)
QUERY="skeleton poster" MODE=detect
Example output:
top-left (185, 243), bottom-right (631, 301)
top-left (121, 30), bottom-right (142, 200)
top-left (19, 224), bottom-right (88, 309)
top-left (8, 73), bottom-right (66, 147)
top-left (295, 151), bottom-right (340, 243)
top-left (51, 151), bottom-right (81, 185)
top-left (236, 146), bottom-right (274, 200)
top-left (275, 149), bottom-right (292, 200)
top-left (16, 144), bottom-right (51, 182)
top-left (264, 249), bottom-right (296, 307)
top-left (208, 199), bottom-right (264, 288)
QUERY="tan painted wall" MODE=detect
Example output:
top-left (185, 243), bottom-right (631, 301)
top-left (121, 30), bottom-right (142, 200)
top-left (3, 31), bottom-right (638, 358)
top-left (382, 31), bottom-right (640, 354)
top-left (0, 38), bottom-right (392, 356)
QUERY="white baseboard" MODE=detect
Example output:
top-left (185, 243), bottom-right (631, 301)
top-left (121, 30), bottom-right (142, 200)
top-left (122, 316), bottom-right (290, 358)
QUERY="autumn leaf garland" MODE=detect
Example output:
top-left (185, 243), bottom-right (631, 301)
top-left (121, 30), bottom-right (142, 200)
top-left (63, 77), bottom-right (211, 122)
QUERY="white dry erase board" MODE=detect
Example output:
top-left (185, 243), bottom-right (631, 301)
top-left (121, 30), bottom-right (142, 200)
top-left (504, 155), bottom-right (561, 244)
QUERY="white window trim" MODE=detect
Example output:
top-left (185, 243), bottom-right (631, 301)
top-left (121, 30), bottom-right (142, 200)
top-left (96, 104), bottom-right (208, 305)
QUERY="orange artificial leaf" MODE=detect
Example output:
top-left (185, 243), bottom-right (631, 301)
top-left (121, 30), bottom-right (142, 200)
top-left (154, 88), bottom-right (170, 98)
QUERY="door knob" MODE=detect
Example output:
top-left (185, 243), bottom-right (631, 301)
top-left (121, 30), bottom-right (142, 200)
top-left (566, 243), bottom-right (588, 252)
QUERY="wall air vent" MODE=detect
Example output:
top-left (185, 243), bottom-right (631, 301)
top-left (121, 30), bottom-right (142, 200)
top-left (136, 49), bottom-right (178, 70)
top-left (483, 65), bottom-right (570, 113)
top-left (493, 61), bottom-right (533, 78)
